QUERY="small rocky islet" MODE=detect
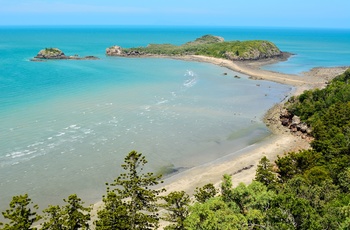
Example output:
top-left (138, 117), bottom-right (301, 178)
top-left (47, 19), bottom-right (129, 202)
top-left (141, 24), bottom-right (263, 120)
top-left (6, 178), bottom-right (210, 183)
top-left (31, 48), bottom-right (99, 61)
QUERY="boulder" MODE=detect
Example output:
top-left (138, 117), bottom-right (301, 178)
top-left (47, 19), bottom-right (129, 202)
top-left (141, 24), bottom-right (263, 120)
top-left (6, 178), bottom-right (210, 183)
top-left (291, 115), bottom-right (301, 125)
top-left (279, 109), bottom-right (313, 139)
top-left (297, 122), bottom-right (308, 133)
top-left (106, 46), bottom-right (123, 56)
top-left (281, 118), bottom-right (290, 126)
top-left (306, 128), bottom-right (312, 135)
top-left (280, 109), bottom-right (292, 119)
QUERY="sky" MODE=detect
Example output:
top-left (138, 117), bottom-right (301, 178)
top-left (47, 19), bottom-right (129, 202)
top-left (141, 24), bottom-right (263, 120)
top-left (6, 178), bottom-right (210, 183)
top-left (0, 0), bottom-right (349, 28)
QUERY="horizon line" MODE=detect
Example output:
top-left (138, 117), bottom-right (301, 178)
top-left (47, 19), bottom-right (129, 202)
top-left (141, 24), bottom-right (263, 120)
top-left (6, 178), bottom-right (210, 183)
top-left (0, 24), bottom-right (350, 30)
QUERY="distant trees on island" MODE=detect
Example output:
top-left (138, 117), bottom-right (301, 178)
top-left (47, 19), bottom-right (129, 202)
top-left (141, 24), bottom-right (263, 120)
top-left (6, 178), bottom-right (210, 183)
top-left (106, 35), bottom-right (285, 61)
top-left (1, 69), bottom-right (350, 229)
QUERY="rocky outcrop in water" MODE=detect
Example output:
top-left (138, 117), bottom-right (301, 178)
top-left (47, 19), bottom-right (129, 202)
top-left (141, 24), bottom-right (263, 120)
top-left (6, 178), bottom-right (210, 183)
top-left (32, 48), bottom-right (99, 61)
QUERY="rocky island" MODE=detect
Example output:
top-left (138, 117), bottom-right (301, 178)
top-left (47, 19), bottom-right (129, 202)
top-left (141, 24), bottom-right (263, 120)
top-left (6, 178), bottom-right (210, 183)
top-left (31, 48), bottom-right (99, 61)
top-left (106, 35), bottom-right (288, 61)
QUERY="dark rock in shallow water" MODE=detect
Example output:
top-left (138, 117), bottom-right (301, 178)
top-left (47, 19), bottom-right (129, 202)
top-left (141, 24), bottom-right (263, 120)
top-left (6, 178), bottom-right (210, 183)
top-left (32, 48), bottom-right (99, 61)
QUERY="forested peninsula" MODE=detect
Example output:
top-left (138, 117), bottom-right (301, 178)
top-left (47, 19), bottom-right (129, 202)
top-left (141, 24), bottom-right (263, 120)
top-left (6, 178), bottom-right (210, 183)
top-left (106, 35), bottom-right (288, 61)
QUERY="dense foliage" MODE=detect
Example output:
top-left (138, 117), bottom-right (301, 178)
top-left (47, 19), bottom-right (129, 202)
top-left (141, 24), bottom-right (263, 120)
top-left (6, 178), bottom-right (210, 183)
top-left (287, 69), bottom-right (350, 177)
top-left (1, 69), bottom-right (350, 229)
top-left (121, 35), bottom-right (282, 60)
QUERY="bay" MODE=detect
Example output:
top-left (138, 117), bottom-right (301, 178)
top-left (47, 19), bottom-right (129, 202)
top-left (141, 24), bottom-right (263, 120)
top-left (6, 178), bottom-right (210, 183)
top-left (0, 26), bottom-right (348, 211)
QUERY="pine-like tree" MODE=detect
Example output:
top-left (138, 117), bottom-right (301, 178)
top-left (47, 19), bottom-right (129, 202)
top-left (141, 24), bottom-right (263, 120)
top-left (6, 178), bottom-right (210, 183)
top-left (41, 194), bottom-right (90, 230)
top-left (0, 194), bottom-right (41, 230)
top-left (162, 191), bottom-right (190, 230)
top-left (62, 194), bottom-right (91, 230)
top-left (41, 205), bottom-right (64, 230)
top-left (194, 183), bottom-right (217, 203)
top-left (95, 191), bottom-right (129, 230)
top-left (103, 150), bottom-right (164, 229)
top-left (255, 156), bottom-right (276, 187)
top-left (221, 174), bottom-right (234, 203)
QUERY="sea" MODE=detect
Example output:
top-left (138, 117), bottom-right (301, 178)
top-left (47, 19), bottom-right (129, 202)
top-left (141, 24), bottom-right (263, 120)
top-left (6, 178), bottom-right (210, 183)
top-left (0, 26), bottom-right (349, 211)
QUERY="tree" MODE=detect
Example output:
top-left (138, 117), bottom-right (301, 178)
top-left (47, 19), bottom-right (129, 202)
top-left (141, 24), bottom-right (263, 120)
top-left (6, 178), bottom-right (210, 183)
top-left (41, 205), bottom-right (64, 230)
top-left (62, 194), bottom-right (91, 230)
top-left (338, 167), bottom-right (350, 193)
top-left (231, 182), bottom-right (274, 217)
top-left (184, 197), bottom-right (247, 230)
top-left (162, 191), bottom-right (190, 230)
top-left (41, 194), bottom-right (90, 230)
top-left (0, 194), bottom-right (40, 230)
top-left (95, 191), bottom-right (129, 230)
top-left (266, 192), bottom-right (321, 230)
top-left (221, 174), bottom-right (234, 203)
top-left (255, 156), bottom-right (276, 187)
top-left (193, 183), bottom-right (217, 203)
top-left (106, 150), bottom-right (164, 229)
top-left (275, 150), bottom-right (321, 182)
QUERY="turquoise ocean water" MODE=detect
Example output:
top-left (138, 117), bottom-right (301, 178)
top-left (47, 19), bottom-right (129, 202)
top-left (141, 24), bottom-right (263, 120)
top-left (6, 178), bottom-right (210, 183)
top-left (0, 26), bottom-right (349, 210)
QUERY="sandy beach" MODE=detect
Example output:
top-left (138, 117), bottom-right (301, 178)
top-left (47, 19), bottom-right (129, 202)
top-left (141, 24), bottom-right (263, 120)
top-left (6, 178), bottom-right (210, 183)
top-left (90, 54), bottom-right (348, 224)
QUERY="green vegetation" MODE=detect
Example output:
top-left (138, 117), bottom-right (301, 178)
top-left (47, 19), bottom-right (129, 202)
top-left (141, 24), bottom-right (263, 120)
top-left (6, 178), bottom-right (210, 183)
top-left (119, 35), bottom-right (282, 60)
top-left (287, 69), bottom-right (350, 160)
top-left (41, 194), bottom-right (90, 230)
top-left (1, 69), bottom-right (350, 229)
top-left (161, 191), bottom-right (190, 230)
top-left (96, 151), bottom-right (164, 229)
top-left (193, 183), bottom-right (217, 203)
top-left (44, 48), bottom-right (62, 54)
top-left (0, 194), bottom-right (40, 230)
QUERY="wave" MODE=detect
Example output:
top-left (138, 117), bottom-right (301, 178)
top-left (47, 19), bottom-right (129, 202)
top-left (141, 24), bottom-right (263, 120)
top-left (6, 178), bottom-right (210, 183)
top-left (156, 99), bottom-right (169, 105)
top-left (0, 124), bottom-right (96, 167)
top-left (183, 70), bottom-right (198, 88)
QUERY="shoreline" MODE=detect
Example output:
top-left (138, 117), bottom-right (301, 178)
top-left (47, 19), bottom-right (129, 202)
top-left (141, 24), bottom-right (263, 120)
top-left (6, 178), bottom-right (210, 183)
top-left (91, 55), bottom-right (348, 221)
top-left (158, 55), bottom-right (348, 193)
